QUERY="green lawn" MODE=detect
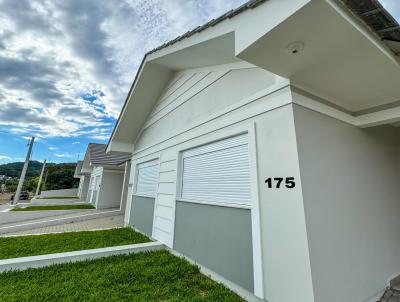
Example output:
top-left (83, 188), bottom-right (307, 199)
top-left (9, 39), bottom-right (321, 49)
top-left (38, 196), bottom-right (80, 199)
top-left (12, 204), bottom-right (95, 211)
top-left (0, 250), bottom-right (243, 302)
top-left (0, 228), bottom-right (150, 259)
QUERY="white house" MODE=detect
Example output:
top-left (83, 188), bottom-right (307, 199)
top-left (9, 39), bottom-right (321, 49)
top-left (107, 0), bottom-right (400, 301)
top-left (74, 160), bottom-right (91, 200)
top-left (81, 143), bottom-right (131, 210)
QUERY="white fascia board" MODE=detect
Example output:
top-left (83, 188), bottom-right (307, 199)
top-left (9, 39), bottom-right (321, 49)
top-left (355, 106), bottom-right (400, 128)
top-left (326, 0), bottom-right (400, 66)
top-left (108, 61), bottom-right (171, 147)
top-left (234, 0), bottom-right (310, 55)
top-left (107, 55), bottom-right (150, 151)
top-left (80, 148), bottom-right (92, 173)
top-left (146, 0), bottom-right (310, 63)
top-left (146, 27), bottom-right (234, 63)
top-left (292, 88), bottom-right (400, 128)
top-left (107, 141), bottom-right (133, 154)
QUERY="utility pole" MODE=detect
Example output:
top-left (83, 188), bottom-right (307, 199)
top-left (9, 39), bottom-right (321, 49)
top-left (42, 168), bottom-right (49, 192)
top-left (35, 159), bottom-right (46, 197)
top-left (12, 136), bottom-right (35, 205)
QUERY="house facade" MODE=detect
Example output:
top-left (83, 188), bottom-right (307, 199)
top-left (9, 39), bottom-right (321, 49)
top-left (81, 143), bottom-right (131, 210)
top-left (74, 160), bottom-right (91, 200)
top-left (107, 1), bottom-right (400, 301)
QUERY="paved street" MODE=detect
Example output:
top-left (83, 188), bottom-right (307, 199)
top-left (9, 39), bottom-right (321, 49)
top-left (1, 215), bottom-right (124, 236)
top-left (0, 208), bottom-right (98, 225)
top-left (0, 204), bottom-right (123, 235)
top-left (30, 197), bottom-right (88, 205)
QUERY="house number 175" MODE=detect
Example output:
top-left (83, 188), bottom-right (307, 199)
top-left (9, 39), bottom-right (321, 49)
top-left (265, 177), bottom-right (296, 189)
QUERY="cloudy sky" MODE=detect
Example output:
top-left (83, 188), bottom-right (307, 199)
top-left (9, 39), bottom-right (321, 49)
top-left (0, 0), bottom-right (399, 164)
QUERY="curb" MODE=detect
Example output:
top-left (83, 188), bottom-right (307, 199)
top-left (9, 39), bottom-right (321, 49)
top-left (0, 241), bottom-right (165, 272)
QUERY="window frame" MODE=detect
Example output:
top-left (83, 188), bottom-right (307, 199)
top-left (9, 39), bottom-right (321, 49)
top-left (134, 158), bottom-right (159, 198)
top-left (177, 133), bottom-right (252, 209)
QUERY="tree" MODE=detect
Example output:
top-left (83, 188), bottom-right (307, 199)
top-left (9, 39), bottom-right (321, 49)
top-left (23, 177), bottom-right (39, 193)
top-left (0, 161), bottom-right (79, 192)
top-left (5, 178), bottom-right (18, 193)
top-left (42, 163), bottom-right (79, 190)
top-left (0, 161), bottom-right (43, 178)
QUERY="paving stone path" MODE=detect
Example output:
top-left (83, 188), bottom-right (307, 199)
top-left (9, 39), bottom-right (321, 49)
top-left (0, 215), bottom-right (124, 237)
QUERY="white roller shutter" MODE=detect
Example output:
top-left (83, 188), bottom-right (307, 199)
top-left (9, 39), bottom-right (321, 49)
top-left (181, 134), bottom-right (251, 205)
top-left (135, 160), bottom-right (158, 197)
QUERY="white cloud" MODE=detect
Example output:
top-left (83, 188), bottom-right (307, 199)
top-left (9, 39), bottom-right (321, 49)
top-left (72, 141), bottom-right (80, 145)
top-left (48, 146), bottom-right (57, 150)
top-left (0, 0), bottom-right (399, 143)
top-left (0, 155), bottom-right (24, 163)
top-left (54, 153), bottom-right (74, 158)
top-left (88, 135), bottom-right (109, 141)
top-left (0, 0), bottom-right (247, 140)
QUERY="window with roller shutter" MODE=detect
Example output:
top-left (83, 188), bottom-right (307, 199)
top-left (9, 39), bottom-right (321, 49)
top-left (180, 134), bottom-right (251, 206)
top-left (135, 159), bottom-right (159, 198)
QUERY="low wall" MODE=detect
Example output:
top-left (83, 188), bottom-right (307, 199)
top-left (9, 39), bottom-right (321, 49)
top-left (39, 188), bottom-right (78, 198)
top-left (0, 242), bottom-right (165, 272)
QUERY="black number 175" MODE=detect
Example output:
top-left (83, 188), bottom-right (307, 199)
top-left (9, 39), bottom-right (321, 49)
top-left (265, 177), bottom-right (296, 189)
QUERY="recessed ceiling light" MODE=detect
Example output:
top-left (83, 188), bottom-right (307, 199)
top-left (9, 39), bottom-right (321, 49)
top-left (286, 41), bottom-right (305, 55)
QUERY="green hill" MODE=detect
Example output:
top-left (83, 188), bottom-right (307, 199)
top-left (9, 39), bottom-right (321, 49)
top-left (0, 161), bottom-right (79, 192)
top-left (44, 163), bottom-right (79, 190)
top-left (0, 161), bottom-right (43, 178)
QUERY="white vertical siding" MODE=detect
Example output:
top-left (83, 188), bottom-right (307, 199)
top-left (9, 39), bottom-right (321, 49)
top-left (152, 151), bottom-right (177, 247)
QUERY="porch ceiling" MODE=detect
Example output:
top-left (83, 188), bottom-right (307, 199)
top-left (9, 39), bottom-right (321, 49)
top-left (238, 0), bottom-right (400, 113)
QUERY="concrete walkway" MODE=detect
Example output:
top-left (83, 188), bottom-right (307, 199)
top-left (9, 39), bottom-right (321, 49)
top-left (1, 215), bottom-right (124, 237)
top-left (30, 197), bottom-right (86, 205)
top-left (0, 207), bottom-right (122, 235)
top-left (0, 208), bottom-right (98, 225)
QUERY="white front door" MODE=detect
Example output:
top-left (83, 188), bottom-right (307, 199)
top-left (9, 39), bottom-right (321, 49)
top-left (87, 176), bottom-right (94, 203)
top-left (91, 175), bottom-right (101, 205)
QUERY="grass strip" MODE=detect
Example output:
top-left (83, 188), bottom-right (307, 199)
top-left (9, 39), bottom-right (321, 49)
top-left (0, 227), bottom-right (150, 259)
top-left (38, 196), bottom-right (80, 199)
top-left (0, 250), bottom-right (243, 301)
top-left (12, 204), bottom-right (95, 211)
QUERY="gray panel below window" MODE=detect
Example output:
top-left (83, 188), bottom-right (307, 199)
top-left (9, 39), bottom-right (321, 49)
top-left (173, 201), bottom-right (254, 292)
top-left (130, 195), bottom-right (155, 237)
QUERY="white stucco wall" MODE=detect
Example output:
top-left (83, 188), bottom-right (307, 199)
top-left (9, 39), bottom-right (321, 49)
top-left (127, 62), bottom-right (315, 301)
top-left (40, 188), bottom-right (78, 198)
top-left (97, 170), bottom-right (124, 210)
top-left (293, 104), bottom-right (400, 302)
top-left (120, 161), bottom-right (131, 212)
top-left (87, 167), bottom-right (103, 205)
top-left (255, 104), bottom-right (314, 302)
top-left (78, 175), bottom-right (90, 199)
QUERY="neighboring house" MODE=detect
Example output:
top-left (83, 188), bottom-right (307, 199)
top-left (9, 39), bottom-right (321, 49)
top-left (73, 160), bottom-right (91, 199)
top-left (107, 1), bottom-right (400, 302)
top-left (81, 143), bottom-right (131, 210)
